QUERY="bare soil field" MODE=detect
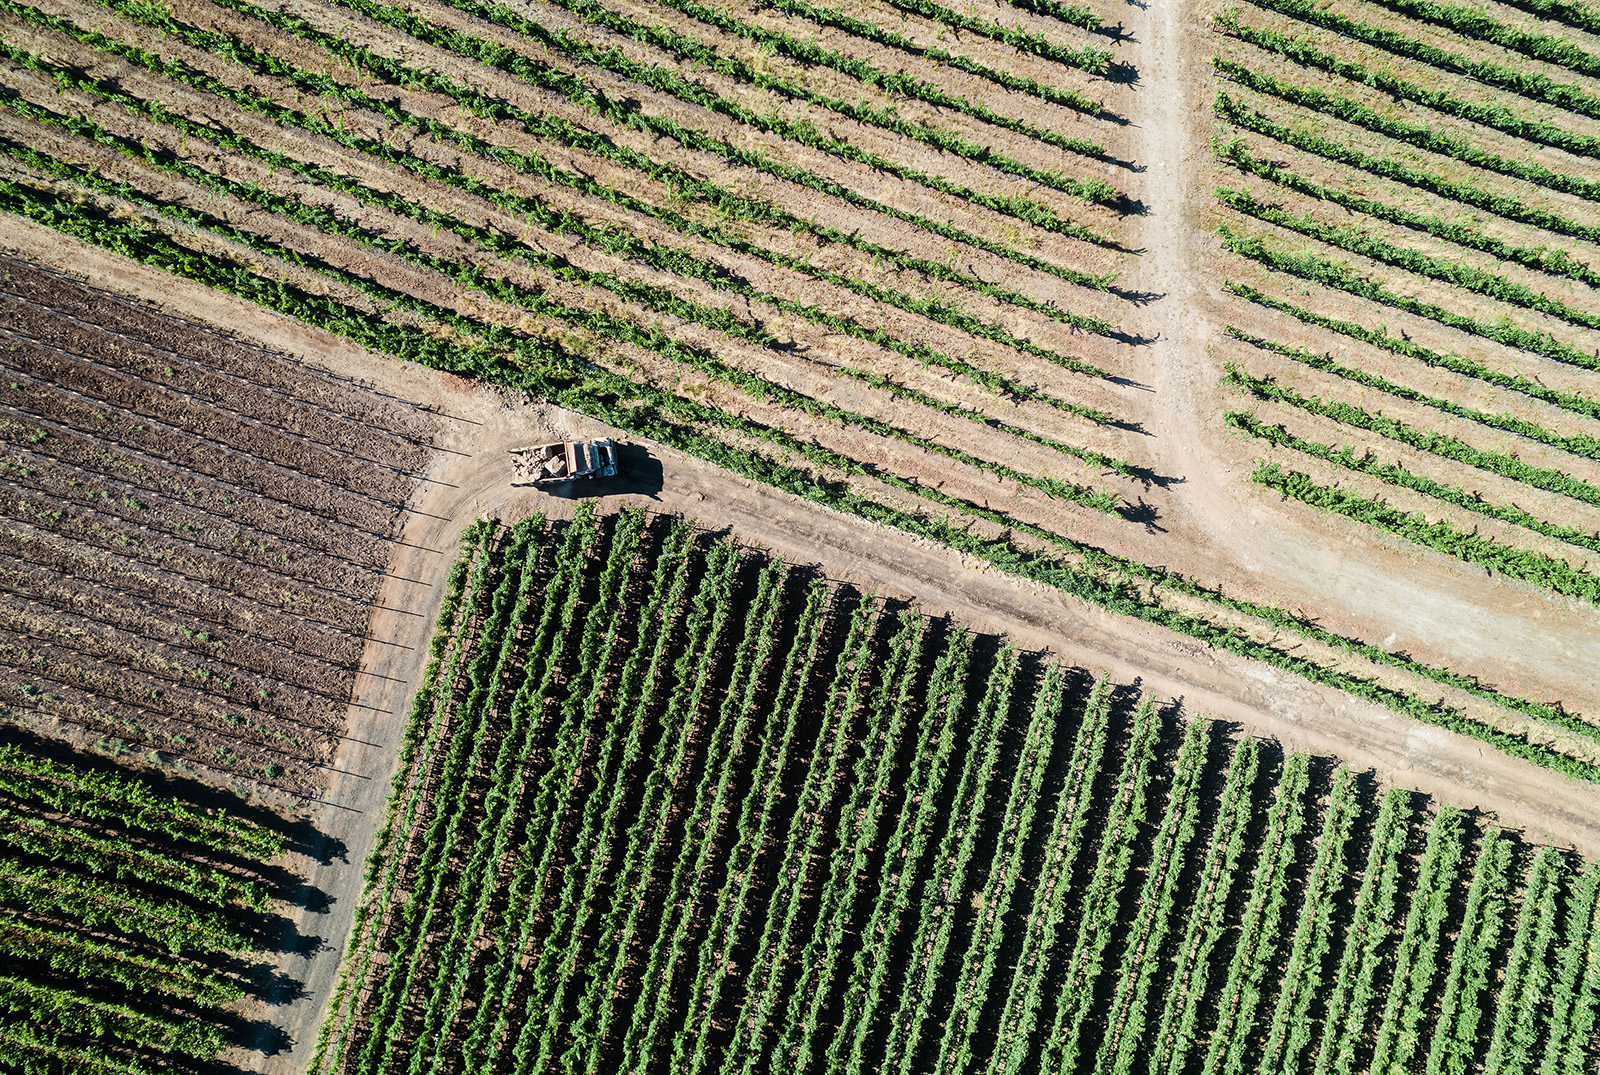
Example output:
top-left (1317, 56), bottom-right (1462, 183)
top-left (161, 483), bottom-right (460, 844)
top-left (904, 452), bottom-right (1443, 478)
top-left (0, 258), bottom-right (439, 805)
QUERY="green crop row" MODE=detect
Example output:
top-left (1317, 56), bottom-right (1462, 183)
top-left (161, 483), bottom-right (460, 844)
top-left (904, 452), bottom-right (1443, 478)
top-left (430, 0), bottom-right (1120, 205)
top-left (747, 611), bottom-right (928, 1075)
top-left (572, 541), bottom-right (750, 1075)
top-left (751, 606), bottom-right (917, 1074)
top-left (0, 744), bottom-right (277, 1073)
top-left (625, 557), bottom-right (796, 1073)
top-left (0, 975), bottom-right (223, 1059)
top-left (496, 513), bottom-right (653, 1075)
top-left (974, 676), bottom-right (1114, 1075)
top-left (1002, 0), bottom-right (1104, 30)
top-left (678, 582), bottom-right (841, 1075)
top-left (1228, 409), bottom-right (1600, 561)
top-left (1201, 754), bottom-right (1313, 1075)
top-left (1149, 739), bottom-right (1262, 1075)
top-left (0, 743), bottom-right (283, 859)
top-left (1215, 93), bottom-right (1600, 245)
top-left (0, 917), bottom-right (241, 1005)
top-left (0, 65), bottom-right (1100, 531)
top-left (1364, 0), bottom-right (1600, 76)
top-left (1425, 829), bottom-right (1516, 1075)
top-left (1213, 58), bottom-right (1600, 203)
top-left (313, 522), bottom-right (496, 1075)
top-left (1218, 187), bottom-right (1600, 331)
top-left (1368, 808), bottom-right (1470, 1075)
top-left (1223, 363), bottom-right (1600, 509)
top-left (393, 516), bottom-right (575, 1075)
top-left (1253, 461), bottom-right (1600, 605)
top-left (1497, 0), bottom-right (1600, 33)
top-left (1240, 0), bottom-right (1600, 118)
top-left (1217, 11), bottom-right (1600, 155)
top-left (1216, 136), bottom-right (1600, 288)
top-left (1484, 851), bottom-right (1568, 1075)
top-left (70, 0), bottom-right (1124, 376)
top-left (1224, 326), bottom-right (1600, 461)
top-left (933, 664), bottom-right (1068, 1075)
top-left (1310, 790), bottom-right (1415, 1075)
top-left (180, 0), bottom-right (1128, 286)
top-left (820, 629), bottom-right (975, 1075)
top-left (1093, 720), bottom-right (1212, 1075)
top-left (547, 0), bottom-right (1110, 159)
top-left (1258, 768), bottom-right (1363, 1075)
top-left (880, 648), bottom-right (1021, 1075)
top-left (764, 0), bottom-right (1102, 113)
top-left (498, 524), bottom-right (706, 1075)
top-left (1223, 286), bottom-right (1600, 422)
top-left (1037, 700), bottom-right (1162, 1074)
top-left (0, 805), bottom-right (266, 910)
top-left (317, 516), bottom-right (1600, 1075)
top-left (0, 1020), bottom-right (160, 1075)
top-left (1541, 863), bottom-right (1600, 1075)
top-left (1220, 226), bottom-right (1600, 373)
top-left (880, 0), bottom-right (1112, 68)
top-left (351, 523), bottom-right (555, 1075)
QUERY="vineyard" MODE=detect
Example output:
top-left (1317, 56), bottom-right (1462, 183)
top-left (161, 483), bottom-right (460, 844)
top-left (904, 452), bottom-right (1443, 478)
top-left (2, 0), bottom-right (1600, 1068)
top-left (317, 507), bottom-right (1600, 1075)
top-left (0, 0), bottom-right (1594, 786)
top-left (0, 736), bottom-right (291, 1073)
top-left (0, 259), bottom-right (438, 796)
top-left (1212, 0), bottom-right (1600, 655)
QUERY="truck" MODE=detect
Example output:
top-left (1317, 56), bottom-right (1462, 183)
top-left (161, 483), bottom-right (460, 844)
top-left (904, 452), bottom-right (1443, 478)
top-left (509, 438), bottom-right (620, 486)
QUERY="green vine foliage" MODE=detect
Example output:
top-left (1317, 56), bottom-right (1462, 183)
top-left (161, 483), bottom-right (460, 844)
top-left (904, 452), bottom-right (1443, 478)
top-left (188, 0), bottom-right (1126, 265)
top-left (1252, 460), bottom-right (1600, 605)
top-left (1222, 364), bottom-right (1600, 509)
top-left (1238, 0), bottom-right (1600, 118)
top-left (1216, 137), bottom-right (1600, 288)
top-left (1494, 0), bottom-right (1600, 34)
top-left (761, 0), bottom-right (1102, 113)
top-left (1001, 0), bottom-right (1104, 30)
top-left (1223, 284), bottom-right (1600, 422)
top-left (1362, 0), bottom-right (1600, 76)
top-left (878, 0), bottom-right (1111, 68)
top-left (9, 175), bottom-right (1594, 777)
top-left (1217, 188), bottom-right (1600, 331)
top-left (9, 0), bottom-right (1126, 374)
top-left (0, 76), bottom-right (1118, 514)
top-left (39, 10), bottom-right (1127, 404)
top-left (1223, 327), bottom-right (1600, 462)
top-left (445, 0), bottom-right (1121, 204)
top-left (1229, 410), bottom-right (1600, 562)
top-left (547, 0), bottom-right (1110, 155)
top-left (1219, 226), bottom-right (1600, 373)
top-left (136, 0), bottom-right (1123, 329)
top-left (1212, 59), bottom-right (1600, 203)
top-left (1217, 10), bottom-right (1600, 154)
top-left (1214, 94), bottom-right (1600, 245)
top-left (4, 3), bottom-right (1598, 779)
